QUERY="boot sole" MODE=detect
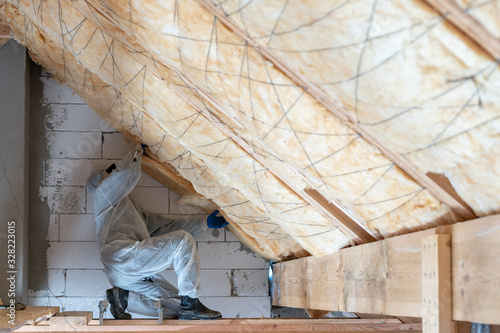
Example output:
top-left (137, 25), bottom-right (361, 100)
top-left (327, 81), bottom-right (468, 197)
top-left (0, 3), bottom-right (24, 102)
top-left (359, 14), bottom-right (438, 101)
top-left (178, 314), bottom-right (222, 320)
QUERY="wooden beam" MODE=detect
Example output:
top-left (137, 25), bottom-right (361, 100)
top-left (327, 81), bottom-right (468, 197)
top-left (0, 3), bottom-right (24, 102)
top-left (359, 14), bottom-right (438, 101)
top-left (78, 0), bottom-right (378, 246)
top-left (422, 0), bottom-right (500, 60)
top-left (272, 215), bottom-right (500, 324)
top-left (50, 311), bottom-right (93, 326)
top-left (16, 318), bottom-right (422, 332)
top-left (169, 72), bottom-right (378, 244)
top-left (197, 0), bottom-right (477, 223)
top-left (355, 314), bottom-right (422, 324)
top-left (422, 235), bottom-right (452, 333)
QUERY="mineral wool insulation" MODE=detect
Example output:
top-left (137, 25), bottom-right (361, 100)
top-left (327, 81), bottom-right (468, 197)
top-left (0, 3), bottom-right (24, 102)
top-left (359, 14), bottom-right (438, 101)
top-left (1, 0), bottom-right (499, 261)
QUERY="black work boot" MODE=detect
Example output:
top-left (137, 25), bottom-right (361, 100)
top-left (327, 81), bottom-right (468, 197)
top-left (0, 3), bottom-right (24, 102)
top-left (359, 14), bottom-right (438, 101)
top-left (178, 295), bottom-right (222, 320)
top-left (106, 287), bottom-right (132, 319)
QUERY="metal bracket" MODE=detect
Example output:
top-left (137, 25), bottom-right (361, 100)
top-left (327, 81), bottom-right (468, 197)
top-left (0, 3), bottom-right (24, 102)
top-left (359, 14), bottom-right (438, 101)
top-left (98, 300), bottom-right (109, 325)
top-left (268, 261), bottom-right (276, 305)
top-left (154, 300), bottom-right (163, 325)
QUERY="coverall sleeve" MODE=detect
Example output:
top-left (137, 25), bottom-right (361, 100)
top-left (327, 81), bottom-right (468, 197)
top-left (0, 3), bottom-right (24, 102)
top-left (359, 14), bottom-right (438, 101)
top-left (89, 146), bottom-right (143, 217)
top-left (138, 207), bottom-right (208, 237)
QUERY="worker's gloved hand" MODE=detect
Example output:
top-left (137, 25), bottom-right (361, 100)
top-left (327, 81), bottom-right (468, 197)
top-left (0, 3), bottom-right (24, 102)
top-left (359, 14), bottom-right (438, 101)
top-left (140, 143), bottom-right (148, 154)
top-left (207, 210), bottom-right (229, 229)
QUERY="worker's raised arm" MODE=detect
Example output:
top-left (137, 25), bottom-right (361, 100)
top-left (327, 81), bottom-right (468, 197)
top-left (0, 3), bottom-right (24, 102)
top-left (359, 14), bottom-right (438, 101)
top-left (140, 209), bottom-right (207, 237)
top-left (87, 144), bottom-right (144, 217)
top-left (141, 209), bottom-right (228, 238)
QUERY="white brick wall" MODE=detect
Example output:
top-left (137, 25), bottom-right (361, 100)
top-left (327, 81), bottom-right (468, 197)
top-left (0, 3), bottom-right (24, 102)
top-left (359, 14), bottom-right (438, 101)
top-left (232, 270), bottom-right (269, 296)
top-left (199, 297), bottom-right (270, 318)
top-left (47, 242), bottom-right (102, 269)
top-left (29, 75), bottom-right (271, 319)
top-left (198, 242), bottom-right (268, 269)
top-left (59, 214), bottom-right (96, 242)
top-left (129, 187), bottom-right (170, 215)
top-left (65, 270), bottom-right (111, 297)
top-left (45, 131), bottom-right (102, 159)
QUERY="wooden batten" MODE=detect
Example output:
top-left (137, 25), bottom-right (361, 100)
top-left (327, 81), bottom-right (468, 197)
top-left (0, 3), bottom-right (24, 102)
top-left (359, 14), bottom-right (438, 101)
top-left (16, 318), bottom-right (421, 333)
top-left (423, 0), bottom-right (500, 60)
top-left (50, 312), bottom-right (93, 326)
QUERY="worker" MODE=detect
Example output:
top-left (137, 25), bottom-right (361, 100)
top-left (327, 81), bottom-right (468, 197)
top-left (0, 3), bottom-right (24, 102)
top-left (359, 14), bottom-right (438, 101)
top-left (86, 144), bottom-right (228, 320)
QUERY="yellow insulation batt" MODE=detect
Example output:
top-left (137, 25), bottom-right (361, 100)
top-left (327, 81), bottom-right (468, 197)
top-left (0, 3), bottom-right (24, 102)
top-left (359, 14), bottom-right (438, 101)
top-left (3, 0), bottom-right (494, 259)
top-left (208, 0), bottom-right (500, 217)
top-left (457, 0), bottom-right (500, 38)
top-left (65, 0), bottom-right (457, 235)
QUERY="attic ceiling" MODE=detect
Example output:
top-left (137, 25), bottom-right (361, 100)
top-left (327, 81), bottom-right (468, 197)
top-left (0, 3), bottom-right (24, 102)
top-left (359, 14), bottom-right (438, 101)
top-left (1, 0), bottom-right (499, 261)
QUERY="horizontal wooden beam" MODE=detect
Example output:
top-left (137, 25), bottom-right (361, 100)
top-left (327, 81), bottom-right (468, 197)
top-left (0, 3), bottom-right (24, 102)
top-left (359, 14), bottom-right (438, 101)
top-left (17, 318), bottom-right (421, 332)
top-left (423, 0), bottom-right (500, 60)
top-left (272, 215), bottom-right (500, 324)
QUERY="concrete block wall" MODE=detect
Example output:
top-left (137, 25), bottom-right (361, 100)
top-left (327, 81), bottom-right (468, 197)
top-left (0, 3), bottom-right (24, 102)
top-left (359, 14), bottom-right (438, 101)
top-left (28, 73), bottom-right (270, 319)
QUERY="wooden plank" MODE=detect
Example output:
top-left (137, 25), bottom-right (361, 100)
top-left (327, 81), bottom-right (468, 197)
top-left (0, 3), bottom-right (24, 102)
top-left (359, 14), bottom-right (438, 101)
top-left (453, 322), bottom-right (471, 333)
top-left (0, 306), bottom-right (59, 330)
top-left (354, 314), bottom-right (422, 324)
top-left (422, 235), bottom-right (452, 333)
top-left (51, 311), bottom-right (92, 326)
top-left (15, 318), bottom-right (422, 332)
top-left (422, 0), bottom-right (500, 60)
top-left (491, 325), bottom-right (500, 333)
top-left (198, 0), bottom-right (477, 223)
top-left (398, 317), bottom-right (423, 324)
top-left (452, 216), bottom-right (500, 324)
top-left (303, 189), bottom-right (377, 243)
top-left (272, 215), bottom-right (500, 324)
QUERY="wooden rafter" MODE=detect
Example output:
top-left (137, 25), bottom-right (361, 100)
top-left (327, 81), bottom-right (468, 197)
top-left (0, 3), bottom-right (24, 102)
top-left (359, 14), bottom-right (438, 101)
top-left (423, 0), bottom-right (500, 60)
top-left (272, 214), bottom-right (500, 325)
top-left (166, 66), bottom-right (379, 244)
top-left (198, 0), bottom-right (477, 223)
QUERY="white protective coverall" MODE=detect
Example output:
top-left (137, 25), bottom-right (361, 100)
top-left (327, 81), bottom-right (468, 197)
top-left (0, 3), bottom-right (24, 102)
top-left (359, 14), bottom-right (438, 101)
top-left (87, 145), bottom-right (207, 318)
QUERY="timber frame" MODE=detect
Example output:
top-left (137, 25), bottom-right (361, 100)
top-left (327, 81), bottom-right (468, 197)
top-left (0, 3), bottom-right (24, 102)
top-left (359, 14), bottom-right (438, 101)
top-left (272, 214), bottom-right (500, 331)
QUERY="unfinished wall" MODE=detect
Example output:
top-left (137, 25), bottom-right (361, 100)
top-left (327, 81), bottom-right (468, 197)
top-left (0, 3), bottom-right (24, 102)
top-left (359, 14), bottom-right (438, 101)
top-left (26, 70), bottom-right (270, 319)
top-left (0, 40), bottom-right (29, 305)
